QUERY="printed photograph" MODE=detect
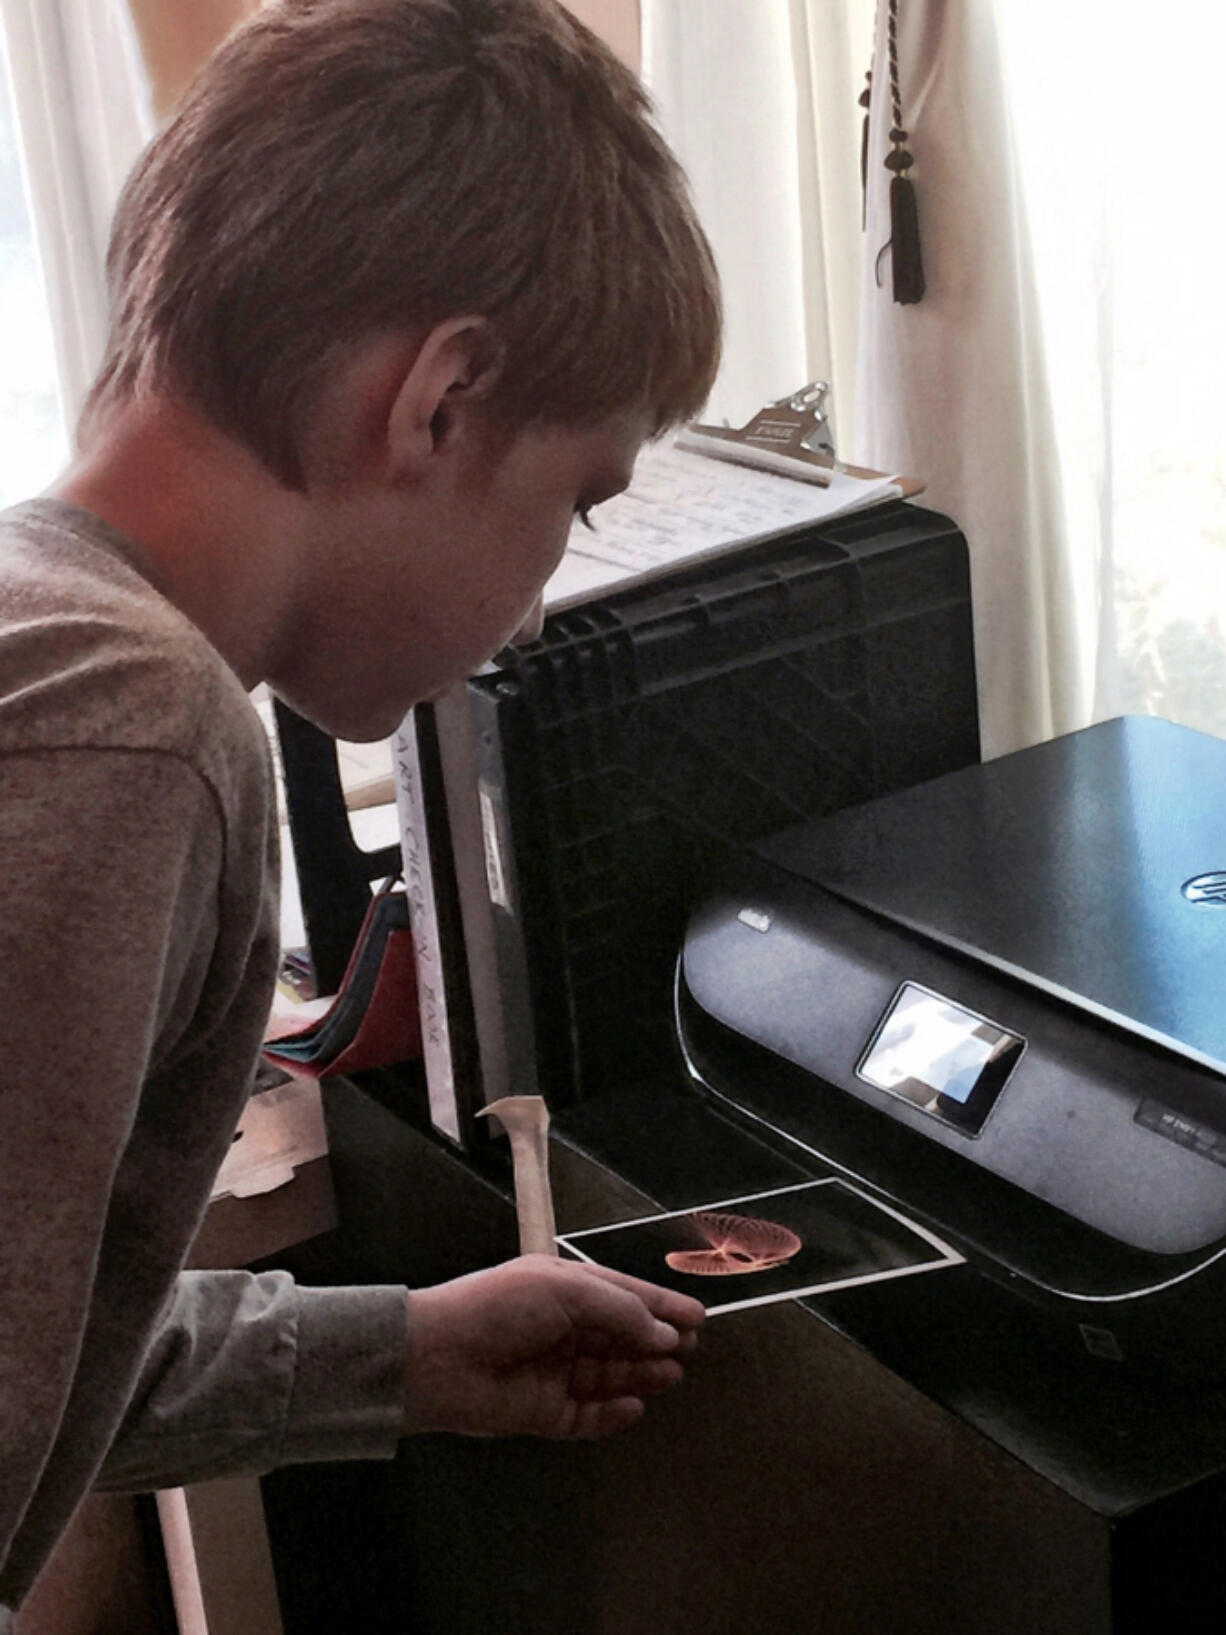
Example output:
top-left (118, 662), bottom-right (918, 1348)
top-left (559, 1179), bottom-right (962, 1316)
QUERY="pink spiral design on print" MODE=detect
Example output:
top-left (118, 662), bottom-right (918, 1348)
top-left (665, 1212), bottom-right (803, 1277)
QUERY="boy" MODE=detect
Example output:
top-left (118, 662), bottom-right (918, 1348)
top-left (0, 0), bottom-right (721, 1617)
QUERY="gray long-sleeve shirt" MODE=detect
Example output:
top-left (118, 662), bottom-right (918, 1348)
top-left (0, 501), bottom-right (408, 1615)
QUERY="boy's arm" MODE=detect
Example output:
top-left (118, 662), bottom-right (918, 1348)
top-left (98, 1271), bottom-right (410, 1490)
top-left (0, 746), bottom-right (281, 1568)
top-left (101, 1253), bottom-right (705, 1490)
top-left (0, 748), bottom-right (701, 1542)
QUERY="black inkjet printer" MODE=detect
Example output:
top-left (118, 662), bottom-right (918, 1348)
top-left (677, 714), bottom-right (1226, 1376)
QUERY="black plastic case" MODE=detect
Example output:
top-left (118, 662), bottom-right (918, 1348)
top-left (467, 500), bottom-right (980, 1107)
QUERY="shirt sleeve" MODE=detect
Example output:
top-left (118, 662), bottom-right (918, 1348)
top-left (0, 747), bottom-right (225, 1581)
top-left (98, 1272), bottom-right (409, 1491)
top-left (0, 746), bottom-right (405, 1589)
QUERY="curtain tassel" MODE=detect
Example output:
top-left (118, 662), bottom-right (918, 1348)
top-left (885, 133), bottom-right (925, 304)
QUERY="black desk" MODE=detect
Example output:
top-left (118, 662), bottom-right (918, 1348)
top-left (255, 1072), bottom-right (1226, 1635)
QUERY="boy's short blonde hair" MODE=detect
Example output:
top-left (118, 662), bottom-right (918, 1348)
top-left (87, 0), bottom-right (721, 487)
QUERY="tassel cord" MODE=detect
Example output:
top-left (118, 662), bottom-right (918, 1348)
top-left (867, 0), bottom-right (925, 304)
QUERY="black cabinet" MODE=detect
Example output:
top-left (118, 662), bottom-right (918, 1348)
top-left (258, 1075), bottom-right (1226, 1635)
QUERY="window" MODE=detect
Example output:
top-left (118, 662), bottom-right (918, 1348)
top-left (0, 32), bottom-right (69, 506)
top-left (1000, 3), bottom-right (1226, 738)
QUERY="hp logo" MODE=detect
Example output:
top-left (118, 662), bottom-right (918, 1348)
top-left (1182, 872), bottom-right (1226, 905)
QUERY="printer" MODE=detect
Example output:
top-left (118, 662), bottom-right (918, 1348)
top-left (677, 714), bottom-right (1226, 1376)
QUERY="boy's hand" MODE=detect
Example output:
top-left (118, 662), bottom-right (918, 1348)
top-left (403, 1255), bottom-right (706, 1440)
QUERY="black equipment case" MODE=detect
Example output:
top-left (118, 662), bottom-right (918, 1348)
top-left (465, 499), bottom-right (979, 1118)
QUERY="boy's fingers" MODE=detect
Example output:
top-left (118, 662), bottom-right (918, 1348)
top-left (548, 1264), bottom-right (694, 1355)
top-left (574, 1321), bottom-right (699, 1361)
top-left (578, 1263), bottom-right (707, 1333)
top-left (571, 1353), bottom-right (685, 1402)
top-left (563, 1396), bottom-right (647, 1440)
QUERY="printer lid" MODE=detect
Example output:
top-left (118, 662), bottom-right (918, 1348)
top-left (756, 715), bottom-right (1226, 1075)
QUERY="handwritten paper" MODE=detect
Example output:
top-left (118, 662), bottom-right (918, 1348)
top-left (544, 438), bottom-right (902, 613)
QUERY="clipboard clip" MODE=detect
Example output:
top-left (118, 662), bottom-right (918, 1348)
top-left (677, 382), bottom-right (922, 496)
top-left (677, 381), bottom-right (841, 486)
top-left (767, 382), bottom-right (837, 459)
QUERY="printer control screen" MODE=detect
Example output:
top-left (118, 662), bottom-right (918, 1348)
top-left (857, 982), bottom-right (1025, 1136)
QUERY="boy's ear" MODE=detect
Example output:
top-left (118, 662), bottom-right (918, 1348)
top-left (386, 317), bottom-right (505, 480)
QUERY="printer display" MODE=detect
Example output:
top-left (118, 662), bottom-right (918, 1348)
top-left (677, 714), bottom-right (1226, 1377)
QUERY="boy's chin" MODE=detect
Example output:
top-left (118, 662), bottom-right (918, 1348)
top-left (268, 688), bottom-right (413, 744)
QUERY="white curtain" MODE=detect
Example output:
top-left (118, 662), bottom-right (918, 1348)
top-left (999, 2), bottom-right (1226, 746)
top-left (643, 0), bottom-right (1085, 758)
top-left (791, 0), bottom-right (875, 447)
top-left (642, 0), bottom-right (872, 443)
top-left (858, 0), bottom-right (1226, 754)
top-left (0, 0), bottom-right (151, 428)
top-left (854, 3), bottom-right (1085, 758)
top-left (647, 0), bottom-right (1226, 762)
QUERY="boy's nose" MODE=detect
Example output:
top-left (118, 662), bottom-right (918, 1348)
top-left (512, 595), bottom-right (545, 646)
